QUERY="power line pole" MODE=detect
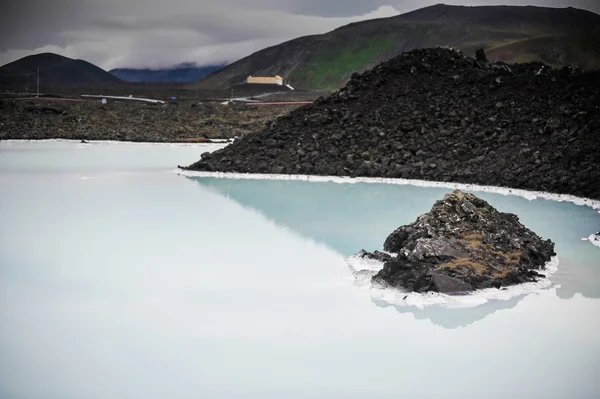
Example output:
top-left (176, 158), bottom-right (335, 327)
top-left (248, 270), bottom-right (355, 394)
top-left (36, 66), bottom-right (39, 96)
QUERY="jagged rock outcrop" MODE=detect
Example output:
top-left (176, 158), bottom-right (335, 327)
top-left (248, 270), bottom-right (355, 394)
top-left (182, 47), bottom-right (600, 200)
top-left (359, 190), bottom-right (556, 294)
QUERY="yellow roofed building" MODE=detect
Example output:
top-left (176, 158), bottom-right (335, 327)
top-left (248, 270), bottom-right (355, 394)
top-left (246, 75), bottom-right (284, 85)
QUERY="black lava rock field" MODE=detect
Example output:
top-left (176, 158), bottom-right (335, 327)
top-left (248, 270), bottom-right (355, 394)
top-left (183, 48), bottom-right (600, 200)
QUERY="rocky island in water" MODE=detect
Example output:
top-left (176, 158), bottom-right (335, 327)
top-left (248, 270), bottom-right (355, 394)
top-left (358, 190), bottom-right (556, 294)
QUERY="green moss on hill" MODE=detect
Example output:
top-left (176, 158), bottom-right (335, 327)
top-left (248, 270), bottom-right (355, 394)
top-left (293, 35), bottom-right (396, 91)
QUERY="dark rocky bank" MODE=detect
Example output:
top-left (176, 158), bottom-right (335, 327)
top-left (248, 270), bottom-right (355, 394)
top-left (359, 189), bottom-right (556, 294)
top-left (0, 98), bottom-right (300, 142)
top-left (183, 47), bottom-right (600, 200)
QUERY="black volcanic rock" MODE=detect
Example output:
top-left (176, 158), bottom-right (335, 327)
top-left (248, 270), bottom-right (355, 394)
top-left (361, 190), bottom-right (556, 294)
top-left (0, 100), bottom-right (299, 142)
top-left (182, 47), bottom-right (600, 200)
top-left (475, 48), bottom-right (488, 63)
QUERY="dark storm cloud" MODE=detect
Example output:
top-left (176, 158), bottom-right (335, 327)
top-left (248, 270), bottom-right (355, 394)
top-left (0, 1), bottom-right (88, 48)
top-left (0, 0), bottom-right (598, 70)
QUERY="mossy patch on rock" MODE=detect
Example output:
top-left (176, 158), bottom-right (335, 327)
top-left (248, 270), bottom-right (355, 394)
top-left (437, 258), bottom-right (488, 274)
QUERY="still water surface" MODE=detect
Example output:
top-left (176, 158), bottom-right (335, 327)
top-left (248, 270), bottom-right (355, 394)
top-left (0, 141), bottom-right (599, 399)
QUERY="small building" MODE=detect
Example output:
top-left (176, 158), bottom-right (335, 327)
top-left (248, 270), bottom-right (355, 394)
top-left (246, 75), bottom-right (283, 86)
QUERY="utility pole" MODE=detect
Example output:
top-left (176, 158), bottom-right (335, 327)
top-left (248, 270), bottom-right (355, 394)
top-left (36, 66), bottom-right (39, 96)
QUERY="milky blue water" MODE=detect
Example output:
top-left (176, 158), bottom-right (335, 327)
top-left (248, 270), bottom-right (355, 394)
top-left (1, 141), bottom-right (599, 399)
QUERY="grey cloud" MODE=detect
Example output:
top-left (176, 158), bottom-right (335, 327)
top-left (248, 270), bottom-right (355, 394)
top-left (289, 0), bottom-right (389, 17)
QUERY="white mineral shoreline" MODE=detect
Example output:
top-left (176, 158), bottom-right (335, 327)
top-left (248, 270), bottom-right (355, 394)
top-left (346, 254), bottom-right (560, 309)
top-left (176, 170), bottom-right (600, 212)
top-left (0, 139), bottom-right (232, 146)
top-left (586, 234), bottom-right (600, 248)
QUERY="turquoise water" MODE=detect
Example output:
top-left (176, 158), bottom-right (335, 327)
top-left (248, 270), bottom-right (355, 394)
top-left (1, 141), bottom-right (599, 398)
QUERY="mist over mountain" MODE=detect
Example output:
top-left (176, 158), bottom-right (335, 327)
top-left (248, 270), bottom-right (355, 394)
top-left (110, 63), bottom-right (225, 83)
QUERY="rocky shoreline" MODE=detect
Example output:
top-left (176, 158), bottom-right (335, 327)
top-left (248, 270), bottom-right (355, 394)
top-left (183, 48), bottom-right (600, 200)
top-left (358, 190), bottom-right (556, 294)
top-left (0, 98), bottom-right (300, 142)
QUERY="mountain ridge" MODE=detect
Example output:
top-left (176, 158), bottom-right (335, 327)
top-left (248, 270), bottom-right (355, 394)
top-left (190, 4), bottom-right (600, 91)
top-left (0, 52), bottom-right (122, 87)
top-left (110, 64), bottom-right (225, 83)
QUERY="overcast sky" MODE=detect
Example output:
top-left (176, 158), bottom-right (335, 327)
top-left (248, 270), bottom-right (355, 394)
top-left (0, 0), bottom-right (598, 70)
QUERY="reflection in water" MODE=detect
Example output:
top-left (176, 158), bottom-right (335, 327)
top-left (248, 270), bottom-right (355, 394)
top-left (188, 177), bottom-right (449, 256)
top-left (372, 295), bottom-right (522, 329)
top-left (188, 176), bottom-right (600, 327)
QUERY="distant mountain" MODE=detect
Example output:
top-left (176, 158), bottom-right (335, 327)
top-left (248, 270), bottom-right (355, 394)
top-left (110, 63), bottom-right (225, 83)
top-left (0, 53), bottom-right (122, 88)
top-left (189, 4), bottom-right (600, 91)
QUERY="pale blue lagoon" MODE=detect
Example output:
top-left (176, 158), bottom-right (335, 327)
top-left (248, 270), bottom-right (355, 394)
top-left (0, 141), bottom-right (599, 399)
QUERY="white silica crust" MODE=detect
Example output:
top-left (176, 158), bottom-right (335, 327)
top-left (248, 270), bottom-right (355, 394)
top-left (346, 253), bottom-right (394, 288)
top-left (346, 254), bottom-right (560, 309)
top-left (587, 234), bottom-right (600, 248)
top-left (176, 171), bottom-right (600, 213)
top-left (2, 139), bottom-right (230, 147)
